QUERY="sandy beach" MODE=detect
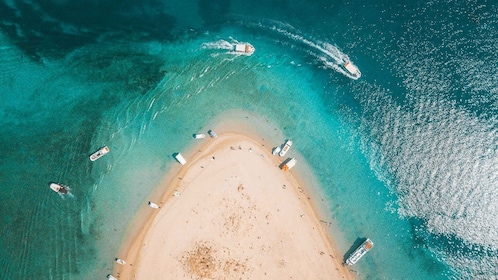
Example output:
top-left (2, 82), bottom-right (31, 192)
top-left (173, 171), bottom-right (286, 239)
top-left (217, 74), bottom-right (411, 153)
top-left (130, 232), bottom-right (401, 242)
top-left (114, 132), bottom-right (355, 279)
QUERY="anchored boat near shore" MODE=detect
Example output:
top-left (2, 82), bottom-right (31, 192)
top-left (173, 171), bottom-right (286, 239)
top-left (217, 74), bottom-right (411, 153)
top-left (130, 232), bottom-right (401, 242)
top-left (346, 238), bottom-right (373, 265)
top-left (281, 158), bottom-right (297, 171)
top-left (279, 140), bottom-right (292, 157)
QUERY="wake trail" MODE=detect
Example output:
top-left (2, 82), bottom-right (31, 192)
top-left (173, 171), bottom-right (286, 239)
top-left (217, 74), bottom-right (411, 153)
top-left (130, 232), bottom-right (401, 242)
top-left (270, 26), bottom-right (358, 79)
top-left (201, 37), bottom-right (255, 56)
top-left (242, 19), bottom-right (360, 79)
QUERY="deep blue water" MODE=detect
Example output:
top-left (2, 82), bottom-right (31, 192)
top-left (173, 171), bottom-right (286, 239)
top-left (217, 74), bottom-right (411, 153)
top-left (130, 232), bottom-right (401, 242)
top-left (1, 0), bottom-right (497, 279)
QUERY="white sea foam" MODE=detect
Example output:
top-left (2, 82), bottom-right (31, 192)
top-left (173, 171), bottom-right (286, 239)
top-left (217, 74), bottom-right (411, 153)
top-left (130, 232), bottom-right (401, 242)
top-left (201, 39), bottom-right (233, 51)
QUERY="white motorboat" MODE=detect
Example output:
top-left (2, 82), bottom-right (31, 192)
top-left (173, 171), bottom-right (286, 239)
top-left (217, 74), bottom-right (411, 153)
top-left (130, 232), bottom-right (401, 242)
top-left (278, 140), bottom-right (292, 157)
top-left (115, 258), bottom-right (126, 265)
top-left (345, 238), bottom-right (373, 265)
top-left (281, 158), bottom-right (297, 171)
top-left (193, 133), bottom-right (206, 139)
top-left (50, 183), bottom-right (68, 194)
top-left (234, 43), bottom-right (255, 55)
top-left (208, 130), bottom-right (218, 138)
top-left (148, 201), bottom-right (160, 209)
top-left (174, 153), bottom-right (187, 165)
top-left (343, 61), bottom-right (361, 79)
top-left (89, 146), bottom-right (110, 161)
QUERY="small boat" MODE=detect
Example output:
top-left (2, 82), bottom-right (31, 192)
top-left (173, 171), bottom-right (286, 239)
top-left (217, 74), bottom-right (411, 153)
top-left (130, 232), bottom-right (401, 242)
top-left (107, 275), bottom-right (118, 280)
top-left (279, 140), bottom-right (292, 157)
top-left (281, 158), bottom-right (297, 171)
top-left (174, 153), bottom-right (187, 165)
top-left (115, 258), bottom-right (126, 265)
top-left (193, 133), bottom-right (206, 139)
top-left (208, 130), bottom-right (218, 138)
top-left (148, 201), bottom-right (160, 209)
top-left (272, 146), bottom-right (282, 155)
top-left (343, 61), bottom-right (361, 79)
top-left (50, 183), bottom-right (68, 194)
top-left (89, 146), bottom-right (110, 161)
top-left (234, 43), bottom-right (255, 55)
top-left (345, 238), bottom-right (374, 265)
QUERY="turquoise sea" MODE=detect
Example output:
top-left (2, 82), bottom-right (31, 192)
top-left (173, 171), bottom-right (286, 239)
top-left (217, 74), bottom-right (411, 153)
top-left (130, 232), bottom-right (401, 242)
top-left (1, 0), bottom-right (497, 279)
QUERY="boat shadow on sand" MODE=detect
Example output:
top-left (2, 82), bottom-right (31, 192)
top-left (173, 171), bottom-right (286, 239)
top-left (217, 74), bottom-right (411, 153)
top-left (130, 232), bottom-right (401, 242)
top-left (343, 237), bottom-right (369, 264)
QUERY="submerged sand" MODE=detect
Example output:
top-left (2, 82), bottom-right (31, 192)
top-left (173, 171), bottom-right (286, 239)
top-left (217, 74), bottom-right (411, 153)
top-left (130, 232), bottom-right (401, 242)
top-left (114, 133), bottom-right (354, 279)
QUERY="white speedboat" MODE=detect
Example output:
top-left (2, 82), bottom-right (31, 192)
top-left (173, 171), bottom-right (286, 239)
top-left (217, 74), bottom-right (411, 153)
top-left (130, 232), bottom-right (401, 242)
top-left (281, 158), bottom-right (297, 171)
top-left (279, 140), bottom-right (292, 157)
top-left (148, 201), bottom-right (160, 209)
top-left (208, 130), bottom-right (218, 138)
top-left (345, 238), bottom-right (373, 265)
top-left (115, 258), bottom-right (126, 265)
top-left (50, 183), bottom-right (68, 194)
top-left (193, 133), bottom-right (206, 139)
top-left (107, 275), bottom-right (118, 280)
top-left (343, 61), bottom-right (361, 79)
top-left (89, 146), bottom-right (110, 161)
top-left (174, 153), bottom-right (187, 165)
top-left (234, 43), bottom-right (255, 55)
top-left (272, 146), bottom-right (282, 155)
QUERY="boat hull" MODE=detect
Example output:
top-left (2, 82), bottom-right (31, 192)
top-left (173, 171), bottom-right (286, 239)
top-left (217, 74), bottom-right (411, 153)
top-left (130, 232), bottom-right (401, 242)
top-left (234, 43), bottom-right (255, 55)
top-left (90, 146), bottom-right (110, 161)
top-left (148, 201), bottom-right (160, 209)
top-left (50, 183), bottom-right (68, 194)
top-left (278, 140), bottom-right (293, 157)
top-left (343, 61), bottom-right (361, 79)
top-left (346, 238), bottom-right (373, 265)
top-left (208, 130), bottom-right (218, 138)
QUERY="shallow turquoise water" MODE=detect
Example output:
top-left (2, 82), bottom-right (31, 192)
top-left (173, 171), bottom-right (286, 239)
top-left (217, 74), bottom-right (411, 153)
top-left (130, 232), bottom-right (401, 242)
top-left (1, 1), bottom-right (497, 279)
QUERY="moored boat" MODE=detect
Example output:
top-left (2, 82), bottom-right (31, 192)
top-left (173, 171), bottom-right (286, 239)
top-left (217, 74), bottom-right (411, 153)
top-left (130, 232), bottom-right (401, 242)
top-left (272, 146), bottom-right (282, 155)
top-left (107, 274), bottom-right (118, 280)
top-left (174, 153), bottom-right (187, 165)
top-left (148, 201), bottom-right (160, 209)
top-left (115, 258), bottom-right (126, 265)
top-left (345, 238), bottom-right (373, 265)
top-left (234, 43), bottom-right (255, 55)
top-left (208, 130), bottom-right (218, 138)
top-left (89, 146), bottom-right (110, 161)
top-left (343, 61), bottom-right (361, 79)
top-left (50, 183), bottom-right (68, 194)
top-left (193, 133), bottom-right (206, 139)
top-left (281, 158), bottom-right (297, 171)
top-left (278, 140), bottom-right (292, 157)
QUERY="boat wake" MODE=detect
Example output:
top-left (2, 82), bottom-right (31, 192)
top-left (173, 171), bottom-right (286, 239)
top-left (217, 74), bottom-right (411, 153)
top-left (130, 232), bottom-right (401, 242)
top-left (250, 20), bottom-right (360, 79)
top-left (201, 38), bottom-right (255, 56)
top-left (201, 39), bottom-right (233, 51)
top-left (58, 192), bottom-right (74, 199)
